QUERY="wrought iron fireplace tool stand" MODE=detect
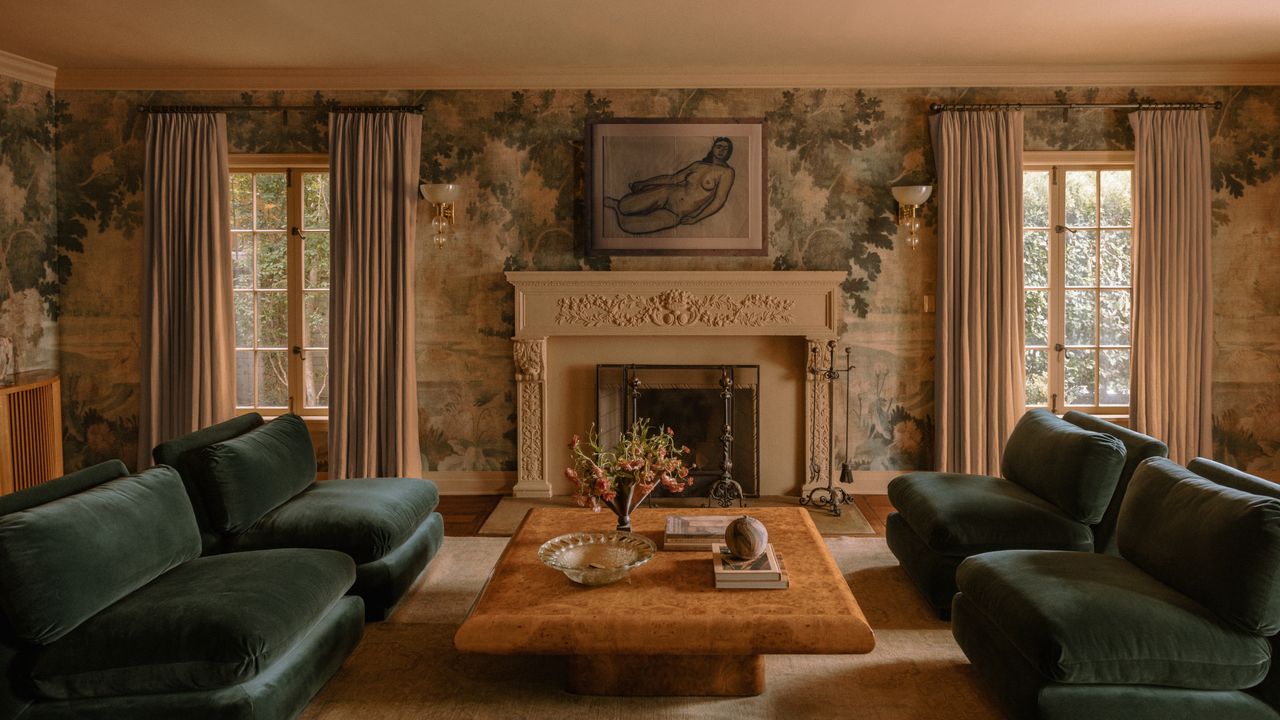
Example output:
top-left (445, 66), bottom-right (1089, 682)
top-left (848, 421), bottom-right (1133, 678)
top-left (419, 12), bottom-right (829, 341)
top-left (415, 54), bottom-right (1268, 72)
top-left (800, 341), bottom-right (856, 516)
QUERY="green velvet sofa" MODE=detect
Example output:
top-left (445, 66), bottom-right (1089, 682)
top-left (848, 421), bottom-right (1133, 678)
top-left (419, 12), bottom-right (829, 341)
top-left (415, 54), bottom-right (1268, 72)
top-left (0, 460), bottom-right (364, 720)
top-left (153, 413), bottom-right (444, 621)
top-left (951, 457), bottom-right (1280, 720)
top-left (886, 410), bottom-right (1158, 617)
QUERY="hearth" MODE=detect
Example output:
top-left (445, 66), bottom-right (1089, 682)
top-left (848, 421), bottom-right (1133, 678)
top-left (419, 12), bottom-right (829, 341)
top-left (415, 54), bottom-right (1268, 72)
top-left (597, 364), bottom-right (760, 503)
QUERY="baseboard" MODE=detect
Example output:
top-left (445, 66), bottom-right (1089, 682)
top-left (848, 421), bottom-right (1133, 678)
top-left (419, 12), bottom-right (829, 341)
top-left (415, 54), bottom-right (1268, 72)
top-left (427, 471), bottom-right (515, 495)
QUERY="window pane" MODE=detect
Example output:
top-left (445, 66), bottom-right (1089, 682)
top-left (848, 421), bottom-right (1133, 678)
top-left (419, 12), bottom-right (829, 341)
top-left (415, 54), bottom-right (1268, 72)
top-left (234, 291), bottom-right (254, 347)
top-left (235, 350), bottom-right (254, 407)
top-left (1066, 230), bottom-right (1098, 287)
top-left (231, 174), bottom-right (253, 230)
top-left (1100, 230), bottom-right (1131, 287)
top-left (256, 351), bottom-right (289, 408)
top-left (256, 233), bottom-right (287, 289)
top-left (303, 173), bottom-right (329, 230)
top-left (1024, 290), bottom-right (1048, 346)
top-left (257, 291), bottom-right (289, 347)
top-left (254, 173), bottom-right (287, 230)
top-left (1023, 172), bottom-right (1050, 227)
top-left (1100, 170), bottom-right (1132, 227)
top-left (304, 350), bottom-right (329, 407)
top-left (1023, 230), bottom-right (1048, 287)
top-left (304, 291), bottom-right (328, 347)
top-left (1100, 350), bottom-right (1131, 406)
top-left (1066, 290), bottom-right (1096, 345)
top-left (1065, 349), bottom-right (1096, 406)
top-left (1065, 171), bottom-right (1097, 227)
top-left (1024, 348), bottom-right (1049, 405)
top-left (232, 233), bottom-right (253, 289)
top-left (1100, 290), bottom-right (1131, 345)
top-left (303, 231), bottom-right (330, 289)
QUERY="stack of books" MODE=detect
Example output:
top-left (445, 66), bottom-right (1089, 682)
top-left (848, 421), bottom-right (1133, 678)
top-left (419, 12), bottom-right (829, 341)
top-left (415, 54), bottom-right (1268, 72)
top-left (663, 515), bottom-right (735, 551)
top-left (711, 543), bottom-right (789, 590)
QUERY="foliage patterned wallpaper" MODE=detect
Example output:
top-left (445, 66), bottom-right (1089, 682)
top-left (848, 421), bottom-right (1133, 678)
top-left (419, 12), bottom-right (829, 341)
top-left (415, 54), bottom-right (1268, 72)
top-left (1, 75), bottom-right (1276, 478)
top-left (0, 79), bottom-right (57, 375)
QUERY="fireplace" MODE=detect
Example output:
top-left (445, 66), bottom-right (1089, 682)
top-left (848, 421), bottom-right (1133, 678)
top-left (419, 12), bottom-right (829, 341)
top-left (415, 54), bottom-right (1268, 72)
top-left (597, 365), bottom-right (760, 501)
top-left (504, 270), bottom-right (847, 499)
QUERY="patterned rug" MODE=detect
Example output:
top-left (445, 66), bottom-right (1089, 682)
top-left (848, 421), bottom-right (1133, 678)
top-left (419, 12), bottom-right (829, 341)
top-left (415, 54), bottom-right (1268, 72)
top-left (478, 495), bottom-right (876, 537)
top-left (302, 536), bottom-right (1000, 720)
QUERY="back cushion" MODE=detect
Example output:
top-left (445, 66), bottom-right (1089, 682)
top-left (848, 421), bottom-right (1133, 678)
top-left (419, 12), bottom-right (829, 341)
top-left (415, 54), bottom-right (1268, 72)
top-left (1188, 457), bottom-right (1280, 500)
top-left (0, 467), bottom-right (200, 644)
top-left (199, 414), bottom-right (317, 534)
top-left (1001, 409), bottom-right (1127, 524)
top-left (1119, 458), bottom-right (1280, 635)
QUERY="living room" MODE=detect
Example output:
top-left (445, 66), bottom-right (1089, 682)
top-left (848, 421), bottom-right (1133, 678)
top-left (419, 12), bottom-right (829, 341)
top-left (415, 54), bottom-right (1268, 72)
top-left (0, 1), bottom-right (1277, 718)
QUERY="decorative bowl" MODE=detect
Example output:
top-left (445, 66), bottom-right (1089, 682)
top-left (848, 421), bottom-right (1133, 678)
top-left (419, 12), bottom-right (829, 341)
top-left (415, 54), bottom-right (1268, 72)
top-left (538, 531), bottom-right (657, 586)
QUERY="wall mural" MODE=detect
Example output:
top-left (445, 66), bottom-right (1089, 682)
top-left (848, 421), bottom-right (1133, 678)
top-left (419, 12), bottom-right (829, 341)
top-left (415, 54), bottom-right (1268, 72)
top-left (0, 79), bottom-right (58, 378)
top-left (1, 77), bottom-right (1270, 480)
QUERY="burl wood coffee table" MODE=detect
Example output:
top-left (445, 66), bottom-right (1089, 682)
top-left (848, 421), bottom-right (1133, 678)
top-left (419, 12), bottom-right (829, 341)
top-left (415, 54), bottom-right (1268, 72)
top-left (454, 507), bottom-right (875, 696)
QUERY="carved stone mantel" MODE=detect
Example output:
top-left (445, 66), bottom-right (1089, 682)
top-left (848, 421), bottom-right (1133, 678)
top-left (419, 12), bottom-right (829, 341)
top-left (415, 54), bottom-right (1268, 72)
top-left (506, 271), bottom-right (846, 498)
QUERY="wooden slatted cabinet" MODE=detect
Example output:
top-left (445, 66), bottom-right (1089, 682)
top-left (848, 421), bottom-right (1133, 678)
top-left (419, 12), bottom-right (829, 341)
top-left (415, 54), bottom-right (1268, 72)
top-left (0, 371), bottom-right (64, 495)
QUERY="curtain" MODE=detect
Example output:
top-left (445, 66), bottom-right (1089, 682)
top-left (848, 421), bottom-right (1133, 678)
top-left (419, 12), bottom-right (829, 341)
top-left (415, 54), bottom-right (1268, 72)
top-left (140, 112), bottom-right (235, 469)
top-left (930, 110), bottom-right (1026, 475)
top-left (328, 112), bottom-right (424, 478)
top-left (1129, 109), bottom-right (1213, 464)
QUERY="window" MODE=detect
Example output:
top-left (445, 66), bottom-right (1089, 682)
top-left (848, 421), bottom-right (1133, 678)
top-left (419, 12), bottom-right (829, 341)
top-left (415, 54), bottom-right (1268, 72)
top-left (230, 156), bottom-right (330, 416)
top-left (1023, 153), bottom-right (1134, 416)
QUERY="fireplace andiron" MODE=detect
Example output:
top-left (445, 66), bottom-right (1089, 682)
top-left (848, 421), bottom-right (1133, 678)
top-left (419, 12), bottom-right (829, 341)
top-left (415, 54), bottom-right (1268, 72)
top-left (800, 341), bottom-right (856, 517)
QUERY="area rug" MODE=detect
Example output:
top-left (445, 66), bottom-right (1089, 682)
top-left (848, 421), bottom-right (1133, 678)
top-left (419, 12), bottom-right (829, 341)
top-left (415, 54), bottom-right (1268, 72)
top-left (478, 495), bottom-right (875, 537)
top-left (301, 536), bottom-right (1000, 720)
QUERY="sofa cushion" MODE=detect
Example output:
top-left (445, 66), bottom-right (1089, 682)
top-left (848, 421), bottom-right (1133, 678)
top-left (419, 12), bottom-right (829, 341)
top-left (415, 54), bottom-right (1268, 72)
top-left (1001, 409), bottom-right (1127, 524)
top-left (30, 548), bottom-right (355, 699)
top-left (1188, 457), bottom-right (1280, 500)
top-left (1119, 458), bottom-right (1280, 635)
top-left (888, 472), bottom-right (1094, 556)
top-left (152, 413), bottom-right (266, 550)
top-left (199, 414), bottom-right (317, 534)
top-left (956, 550), bottom-right (1272, 689)
top-left (227, 478), bottom-right (440, 564)
top-left (0, 467), bottom-right (200, 645)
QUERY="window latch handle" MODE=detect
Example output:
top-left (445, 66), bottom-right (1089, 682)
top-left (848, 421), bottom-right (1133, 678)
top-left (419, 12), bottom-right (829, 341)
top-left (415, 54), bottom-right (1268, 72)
top-left (1051, 393), bottom-right (1059, 413)
top-left (1054, 343), bottom-right (1064, 353)
top-left (291, 345), bottom-right (306, 359)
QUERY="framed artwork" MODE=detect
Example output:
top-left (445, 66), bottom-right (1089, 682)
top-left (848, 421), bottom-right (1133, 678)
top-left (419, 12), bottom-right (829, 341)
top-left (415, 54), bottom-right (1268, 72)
top-left (586, 118), bottom-right (767, 256)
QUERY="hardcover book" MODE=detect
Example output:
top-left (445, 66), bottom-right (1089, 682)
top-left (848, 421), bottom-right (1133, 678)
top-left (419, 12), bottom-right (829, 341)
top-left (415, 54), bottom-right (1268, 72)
top-left (711, 543), bottom-right (782, 581)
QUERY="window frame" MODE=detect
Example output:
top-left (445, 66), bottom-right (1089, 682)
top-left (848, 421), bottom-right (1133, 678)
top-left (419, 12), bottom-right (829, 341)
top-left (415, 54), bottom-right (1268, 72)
top-left (228, 153), bottom-right (330, 419)
top-left (1023, 150), bottom-right (1134, 420)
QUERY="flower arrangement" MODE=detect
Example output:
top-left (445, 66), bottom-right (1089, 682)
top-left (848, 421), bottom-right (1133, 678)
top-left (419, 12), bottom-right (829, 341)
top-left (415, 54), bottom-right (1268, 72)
top-left (566, 418), bottom-right (693, 530)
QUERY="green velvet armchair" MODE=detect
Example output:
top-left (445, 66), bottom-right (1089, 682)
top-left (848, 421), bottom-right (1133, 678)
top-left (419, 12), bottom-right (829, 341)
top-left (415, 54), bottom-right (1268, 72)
top-left (153, 413), bottom-right (445, 621)
top-left (951, 457), bottom-right (1280, 720)
top-left (886, 410), bottom-right (1162, 617)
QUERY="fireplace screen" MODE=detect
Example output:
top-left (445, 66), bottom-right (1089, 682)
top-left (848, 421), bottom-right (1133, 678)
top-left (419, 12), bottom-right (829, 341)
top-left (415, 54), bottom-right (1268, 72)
top-left (596, 365), bottom-right (760, 499)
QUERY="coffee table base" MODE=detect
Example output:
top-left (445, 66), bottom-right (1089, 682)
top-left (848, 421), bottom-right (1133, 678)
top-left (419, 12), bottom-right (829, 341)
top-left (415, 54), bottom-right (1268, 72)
top-left (566, 654), bottom-right (764, 696)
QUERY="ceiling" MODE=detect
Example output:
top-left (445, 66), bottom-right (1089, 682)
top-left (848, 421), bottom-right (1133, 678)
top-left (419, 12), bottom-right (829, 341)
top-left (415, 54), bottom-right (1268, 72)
top-left (2, 0), bottom-right (1279, 88)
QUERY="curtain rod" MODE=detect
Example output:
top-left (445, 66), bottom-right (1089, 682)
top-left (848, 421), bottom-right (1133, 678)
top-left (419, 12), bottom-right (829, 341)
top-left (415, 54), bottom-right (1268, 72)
top-left (930, 101), bottom-right (1222, 112)
top-left (137, 104), bottom-right (424, 113)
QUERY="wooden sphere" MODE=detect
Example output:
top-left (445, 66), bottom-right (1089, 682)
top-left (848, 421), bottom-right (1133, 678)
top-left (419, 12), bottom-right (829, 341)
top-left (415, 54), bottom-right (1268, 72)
top-left (724, 516), bottom-right (768, 561)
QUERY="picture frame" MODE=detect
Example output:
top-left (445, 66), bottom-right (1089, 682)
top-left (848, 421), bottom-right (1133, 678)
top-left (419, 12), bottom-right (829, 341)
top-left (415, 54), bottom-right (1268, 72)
top-left (585, 118), bottom-right (768, 256)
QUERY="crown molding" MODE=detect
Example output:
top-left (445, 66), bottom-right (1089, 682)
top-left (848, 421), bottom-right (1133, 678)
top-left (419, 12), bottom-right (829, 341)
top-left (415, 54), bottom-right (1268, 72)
top-left (52, 63), bottom-right (1280, 91)
top-left (0, 50), bottom-right (57, 88)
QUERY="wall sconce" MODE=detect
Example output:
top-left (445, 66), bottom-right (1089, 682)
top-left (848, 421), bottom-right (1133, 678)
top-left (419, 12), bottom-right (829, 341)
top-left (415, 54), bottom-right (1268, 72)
top-left (891, 185), bottom-right (933, 250)
top-left (420, 183), bottom-right (461, 248)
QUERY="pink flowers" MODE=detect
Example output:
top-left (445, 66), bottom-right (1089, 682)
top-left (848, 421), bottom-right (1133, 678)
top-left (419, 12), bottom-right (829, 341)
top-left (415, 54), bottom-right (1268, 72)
top-left (564, 419), bottom-right (695, 511)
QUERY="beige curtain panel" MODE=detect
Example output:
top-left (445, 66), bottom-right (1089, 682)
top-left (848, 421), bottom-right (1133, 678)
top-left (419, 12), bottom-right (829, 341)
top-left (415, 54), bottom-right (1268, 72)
top-left (1129, 109), bottom-right (1214, 464)
top-left (930, 110), bottom-right (1027, 475)
top-left (328, 112), bottom-right (424, 479)
top-left (140, 112), bottom-right (236, 469)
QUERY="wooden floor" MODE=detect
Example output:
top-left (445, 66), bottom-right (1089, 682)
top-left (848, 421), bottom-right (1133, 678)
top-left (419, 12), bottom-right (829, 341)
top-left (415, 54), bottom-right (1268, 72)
top-left (437, 494), bottom-right (893, 537)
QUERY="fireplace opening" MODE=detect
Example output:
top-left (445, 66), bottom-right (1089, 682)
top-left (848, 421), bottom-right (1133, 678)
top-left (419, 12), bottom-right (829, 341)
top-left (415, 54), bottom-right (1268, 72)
top-left (596, 364), bottom-right (760, 499)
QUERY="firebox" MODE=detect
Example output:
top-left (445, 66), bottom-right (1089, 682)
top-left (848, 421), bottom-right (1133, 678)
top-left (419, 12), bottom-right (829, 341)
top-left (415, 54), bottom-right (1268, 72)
top-left (596, 364), bottom-right (760, 505)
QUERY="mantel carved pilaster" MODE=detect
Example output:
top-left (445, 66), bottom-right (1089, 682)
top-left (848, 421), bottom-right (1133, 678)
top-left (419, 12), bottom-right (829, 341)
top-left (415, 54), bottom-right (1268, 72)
top-left (512, 337), bottom-right (551, 498)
